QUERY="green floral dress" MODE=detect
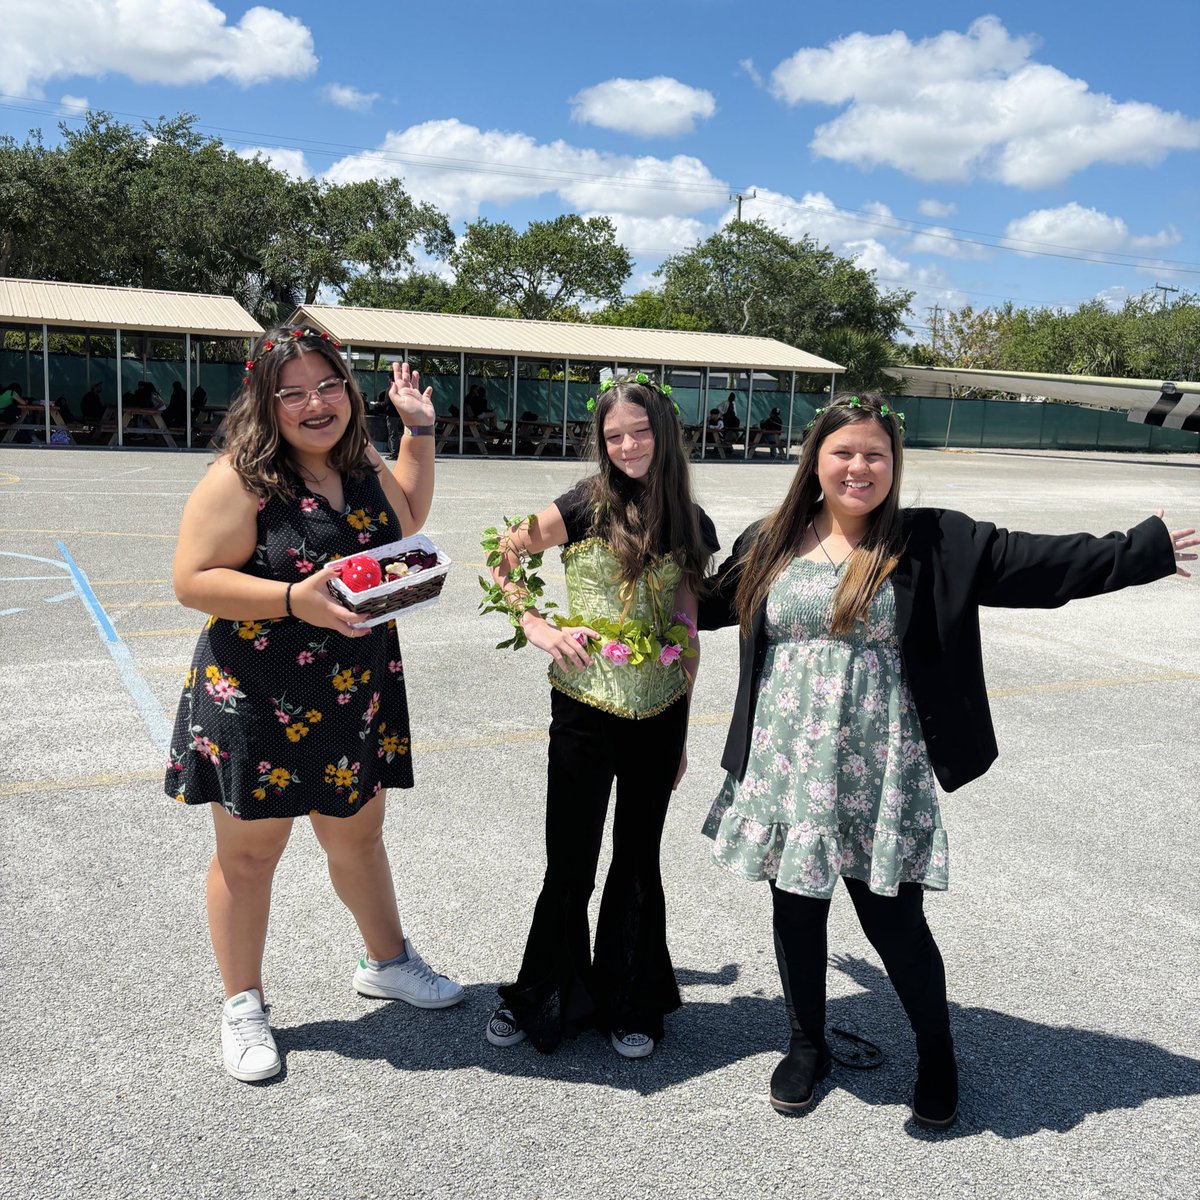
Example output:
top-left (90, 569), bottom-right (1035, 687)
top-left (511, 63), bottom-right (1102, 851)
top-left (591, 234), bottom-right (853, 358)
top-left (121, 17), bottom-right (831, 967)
top-left (703, 556), bottom-right (948, 898)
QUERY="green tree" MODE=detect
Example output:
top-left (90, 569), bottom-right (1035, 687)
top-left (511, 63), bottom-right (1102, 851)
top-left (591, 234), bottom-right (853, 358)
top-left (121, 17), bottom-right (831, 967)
top-left (590, 288), bottom-right (707, 331)
top-left (656, 220), bottom-right (912, 347)
top-left (450, 215), bottom-right (633, 320)
top-left (815, 327), bottom-right (899, 391)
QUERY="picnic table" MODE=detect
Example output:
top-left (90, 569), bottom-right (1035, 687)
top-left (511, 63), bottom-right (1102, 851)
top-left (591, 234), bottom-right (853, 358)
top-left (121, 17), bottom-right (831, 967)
top-left (100, 406), bottom-right (178, 449)
top-left (1, 401), bottom-right (75, 444)
top-left (435, 417), bottom-right (494, 455)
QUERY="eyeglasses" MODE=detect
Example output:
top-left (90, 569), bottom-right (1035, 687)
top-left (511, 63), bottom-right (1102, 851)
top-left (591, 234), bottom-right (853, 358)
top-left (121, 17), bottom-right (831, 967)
top-left (274, 379), bottom-right (348, 411)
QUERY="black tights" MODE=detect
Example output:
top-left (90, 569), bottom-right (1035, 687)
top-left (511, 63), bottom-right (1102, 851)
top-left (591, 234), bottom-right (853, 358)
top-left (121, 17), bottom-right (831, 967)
top-left (771, 877), bottom-right (950, 1050)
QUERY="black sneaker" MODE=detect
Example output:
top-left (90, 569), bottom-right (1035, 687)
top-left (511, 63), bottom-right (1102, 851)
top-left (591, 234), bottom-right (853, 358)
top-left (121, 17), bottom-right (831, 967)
top-left (485, 1006), bottom-right (526, 1048)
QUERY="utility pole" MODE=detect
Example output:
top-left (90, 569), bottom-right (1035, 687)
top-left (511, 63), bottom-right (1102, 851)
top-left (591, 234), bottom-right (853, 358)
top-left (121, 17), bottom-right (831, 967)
top-left (927, 304), bottom-right (941, 358)
top-left (729, 190), bottom-right (756, 222)
top-left (1153, 282), bottom-right (1179, 310)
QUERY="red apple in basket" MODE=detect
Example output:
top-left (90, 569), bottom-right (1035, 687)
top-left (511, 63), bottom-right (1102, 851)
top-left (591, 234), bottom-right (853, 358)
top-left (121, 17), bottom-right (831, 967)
top-left (339, 554), bottom-right (382, 592)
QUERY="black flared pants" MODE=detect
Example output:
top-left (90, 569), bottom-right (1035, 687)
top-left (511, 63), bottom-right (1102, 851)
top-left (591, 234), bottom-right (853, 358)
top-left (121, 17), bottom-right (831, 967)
top-left (498, 690), bottom-right (687, 1052)
top-left (771, 877), bottom-right (951, 1051)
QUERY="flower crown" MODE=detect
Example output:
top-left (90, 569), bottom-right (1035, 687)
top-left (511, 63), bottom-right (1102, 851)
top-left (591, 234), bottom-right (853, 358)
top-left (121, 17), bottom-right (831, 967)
top-left (587, 371), bottom-right (680, 416)
top-left (805, 395), bottom-right (906, 432)
top-left (243, 328), bottom-right (343, 380)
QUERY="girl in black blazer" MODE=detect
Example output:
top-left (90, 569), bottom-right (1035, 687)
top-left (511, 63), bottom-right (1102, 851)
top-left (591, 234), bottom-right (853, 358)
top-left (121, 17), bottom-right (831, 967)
top-left (698, 392), bottom-right (1195, 1127)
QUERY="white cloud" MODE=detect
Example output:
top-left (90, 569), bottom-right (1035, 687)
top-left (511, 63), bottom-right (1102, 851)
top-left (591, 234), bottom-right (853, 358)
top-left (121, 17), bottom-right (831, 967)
top-left (1002, 202), bottom-right (1181, 258)
top-left (738, 59), bottom-right (763, 87)
top-left (591, 213), bottom-right (712, 258)
top-left (918, 199), bottom-right (956, 218)
top-left (6, 0), bottom-right (316, 97)
top-left (58, 94), bottom-right (89, 115)
top-left (322, 83), bottom-right (379, 113)
top-left (569, 77), bottom-right (716, 137)
top-left (909, 227), bottom-right (991, 259)
top-left (769, 16), bottom-right (1200, 187)
top-left (733, 189), bottom-right (907, 249)
top-left (237, 146), bottom-right (313, 179)
top-left (323, 119), bottom-right (728, 221)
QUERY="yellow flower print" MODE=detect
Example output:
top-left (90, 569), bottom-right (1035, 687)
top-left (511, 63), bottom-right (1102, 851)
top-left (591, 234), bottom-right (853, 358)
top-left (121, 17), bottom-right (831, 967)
top-left (205, 665), bottom-right (221, 683)
top-left (284, 722), bottom-right (309, 743)
top-left (206, 615), bottom-right (217, 629)
top-left (380, 734), bottom-right (401, 754)
top-left (334, 767), bottom-right (354, 787)
top-left (175, 792), bottom-right (186, 804)
top-left (183, 667), bottom-right (196, 689)
top-left (347, 509), bottom-right (369, 531)
top-left (347, 789), bottom-right (359, 806)
top-left (252, 787), bottom-right (267, 801)
top-left (360, 669), bottom-right (371, 684)
top-left (331, 669), bottom-right (355, 692)
top-left (378, 512), bottom-right (388, 526)
top-left (237, 620), bottom-right (264, 640)
top-left (268, 768), bottom-right (291, 789)
top-left (305, 710), bottom-right (323, 723)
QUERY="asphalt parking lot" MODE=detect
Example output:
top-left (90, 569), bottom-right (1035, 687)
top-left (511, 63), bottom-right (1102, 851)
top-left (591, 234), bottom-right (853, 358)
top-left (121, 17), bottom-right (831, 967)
top-left (1, 444), bottom-right (1197, 1200)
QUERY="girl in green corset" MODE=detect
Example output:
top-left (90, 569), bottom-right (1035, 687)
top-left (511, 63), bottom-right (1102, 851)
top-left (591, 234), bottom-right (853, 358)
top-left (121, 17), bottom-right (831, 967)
top-left (482, 373), bottom-right (718, 1058)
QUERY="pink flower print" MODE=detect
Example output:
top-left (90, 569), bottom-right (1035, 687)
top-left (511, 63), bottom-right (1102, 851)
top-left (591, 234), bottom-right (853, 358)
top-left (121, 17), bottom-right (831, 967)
top-left (300, 497), bottom-right (318, 514)
top-left (658, 643), bottom-right (681, 666)
top-left (673, 610), bottom-right (697, 639)
top-left (387, 658), bottom-right (403, 674)
top-left (847, 753), bottom-right (866, 779)
top-left (337, 693), bottom-right (351, 705)
top-left (357, 531), bottom-right (371, 544)
top-left (772, 752), bottom-right (792, 776)
top-left (776, 689), bottom-right (798, 714)
top-left (297, 650), bottom-right (314, 665)
top-left (253, 636), bottom-right (268, 650)
top-left (752, 726), bottom-right (772, 751)
top-left (275, 709), bottom-right (289, 724)
top-left (862, 649), bottom-right (879, 672)
top-left (601, 641), bottom-right (631, 665)
top-left (211, 678), bottom-right (236, 701)
top-left (257, 498), bottom-right (266, 512)
top-left (296, 559), bottom-right (314, 575)
top-left (932, 850), bottom-right (948, 869)
top-left (257, 761), bottom-right (271, 774)
top-left (287, 549), bottom-right (297, 557)
top-left (915, 810), bottom-right (934, 830)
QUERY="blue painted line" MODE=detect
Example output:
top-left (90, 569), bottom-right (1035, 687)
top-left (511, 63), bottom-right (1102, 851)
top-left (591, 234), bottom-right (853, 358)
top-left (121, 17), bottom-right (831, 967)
top-left (56, 540), bottom-right (172, 753)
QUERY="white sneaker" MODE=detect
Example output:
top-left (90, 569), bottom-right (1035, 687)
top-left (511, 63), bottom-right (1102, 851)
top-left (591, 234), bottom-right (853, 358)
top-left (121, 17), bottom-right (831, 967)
top-left (611, 1029), bottom-right (655, 1059)
top-left (353, 941), bottom-right (464, 1009)
top-left (221, 989), bottom-right (281, 1082)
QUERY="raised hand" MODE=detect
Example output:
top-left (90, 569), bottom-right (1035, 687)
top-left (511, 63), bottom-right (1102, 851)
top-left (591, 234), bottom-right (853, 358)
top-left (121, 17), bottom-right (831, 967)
top-left (1154, 509), bottom-right (1198, 578)
top-left (387, 361), bottom-right (435, 427)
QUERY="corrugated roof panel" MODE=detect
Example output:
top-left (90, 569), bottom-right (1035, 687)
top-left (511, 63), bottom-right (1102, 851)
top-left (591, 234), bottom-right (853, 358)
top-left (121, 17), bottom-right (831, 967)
top-left (0, 278), bottom-right (262, 337)
top-left (287, 305), bottom-right (843, 373)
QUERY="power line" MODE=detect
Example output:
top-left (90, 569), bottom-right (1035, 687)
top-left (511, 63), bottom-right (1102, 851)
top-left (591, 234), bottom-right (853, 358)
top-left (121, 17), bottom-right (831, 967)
top-left (3, 93), bottom-right (1197, 276)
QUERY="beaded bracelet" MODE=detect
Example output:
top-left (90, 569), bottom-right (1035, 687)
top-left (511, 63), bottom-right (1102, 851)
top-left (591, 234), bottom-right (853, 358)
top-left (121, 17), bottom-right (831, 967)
top-left (284, 582), bottom-right (295, 618)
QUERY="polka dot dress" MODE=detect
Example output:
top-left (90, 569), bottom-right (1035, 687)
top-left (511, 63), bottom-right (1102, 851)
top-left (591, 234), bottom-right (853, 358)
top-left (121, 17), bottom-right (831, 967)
top-left (163, 469), bottom-right (414, 819)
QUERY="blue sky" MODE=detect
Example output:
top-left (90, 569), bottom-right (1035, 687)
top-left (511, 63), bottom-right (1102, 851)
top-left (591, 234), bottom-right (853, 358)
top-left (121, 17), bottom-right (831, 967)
top-left (5, 0), bottom-right (1199, 342)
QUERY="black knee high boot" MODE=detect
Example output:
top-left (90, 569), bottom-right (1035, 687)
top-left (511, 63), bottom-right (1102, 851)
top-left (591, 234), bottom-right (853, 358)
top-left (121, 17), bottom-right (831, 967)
top-left (912, 1031), bottom-right (958, 1128)
top-left (770, 886), bottom-right (833, 1114)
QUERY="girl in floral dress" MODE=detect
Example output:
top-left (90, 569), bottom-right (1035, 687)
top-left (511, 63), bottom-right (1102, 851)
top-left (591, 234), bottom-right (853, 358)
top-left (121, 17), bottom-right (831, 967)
top-left (165, 328), bottom-right (462, 1084)
top-left (482, 374), bottom-right (718, 1058)
top-left (700, 392), bottom-right (1196, 1126)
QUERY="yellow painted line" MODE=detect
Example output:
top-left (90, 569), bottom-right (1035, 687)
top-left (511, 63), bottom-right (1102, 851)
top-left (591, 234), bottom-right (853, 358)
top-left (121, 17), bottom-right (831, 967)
top-left (0, 527), bottom-right (174, 539)
top-left (8, 672), bottom-right (1193, 800)
top-left (115, 599), bottom-right (185, 609)
top-left (91, 578), bottom-right (172, 587)
top-left (0, 472), bottom-right (20, 487)
top-left (121, 626), bottom-right (204, 639)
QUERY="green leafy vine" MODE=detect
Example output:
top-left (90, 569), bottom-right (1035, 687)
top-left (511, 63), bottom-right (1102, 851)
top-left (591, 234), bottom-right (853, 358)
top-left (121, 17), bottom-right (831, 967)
top-left (478, 515), bottom-right (556, 650)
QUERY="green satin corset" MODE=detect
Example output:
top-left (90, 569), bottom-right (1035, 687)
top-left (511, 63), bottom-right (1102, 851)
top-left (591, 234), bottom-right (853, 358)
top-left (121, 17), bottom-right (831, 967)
top-left (548, 538), bottom-right (688, 719)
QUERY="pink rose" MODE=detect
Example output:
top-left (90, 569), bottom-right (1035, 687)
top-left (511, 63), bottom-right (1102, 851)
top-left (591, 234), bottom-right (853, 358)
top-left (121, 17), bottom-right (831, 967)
top-left (658, 643), bottom-right (682, 666)
top-left (601, 641), bottom-right (631, 665)
top-left (674, 611), bottom-right (697, 638)
top-left (572, 631), bottom-right (588, 647)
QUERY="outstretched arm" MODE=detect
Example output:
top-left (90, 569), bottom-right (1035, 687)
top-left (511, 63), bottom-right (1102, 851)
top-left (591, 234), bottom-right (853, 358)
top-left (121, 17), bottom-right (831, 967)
top-left (1154, 509), bottom-right (1197, 577)
top-left (371, 362), bottom-right (435, 533)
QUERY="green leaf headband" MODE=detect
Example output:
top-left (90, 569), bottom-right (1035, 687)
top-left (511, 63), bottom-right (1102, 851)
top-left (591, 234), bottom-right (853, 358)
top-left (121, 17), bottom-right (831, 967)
top-left (588, 372), bottom-right (679, 415)
top-left (804, 395), bottom-right (906, 432)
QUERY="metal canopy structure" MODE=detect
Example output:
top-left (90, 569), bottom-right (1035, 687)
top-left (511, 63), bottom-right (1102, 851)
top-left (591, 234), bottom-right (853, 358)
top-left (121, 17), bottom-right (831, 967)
top-left (0, 277), bottom-right (261, 446)
top-left (885, 364), bottom-right (1200, 433)
top-left (287, 305), bottom-right (842, 373)
top-left (288, 304), bottom-right (843, 458)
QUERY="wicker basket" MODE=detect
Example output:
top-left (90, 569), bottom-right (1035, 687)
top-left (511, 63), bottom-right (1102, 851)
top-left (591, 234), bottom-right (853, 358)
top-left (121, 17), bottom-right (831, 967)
top-left (327, 534), bottom-right (451, 628)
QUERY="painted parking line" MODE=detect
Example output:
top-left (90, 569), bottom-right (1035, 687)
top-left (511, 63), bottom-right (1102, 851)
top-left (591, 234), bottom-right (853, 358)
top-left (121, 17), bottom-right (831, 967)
top-left (55, 540), bottom-right (173, 753)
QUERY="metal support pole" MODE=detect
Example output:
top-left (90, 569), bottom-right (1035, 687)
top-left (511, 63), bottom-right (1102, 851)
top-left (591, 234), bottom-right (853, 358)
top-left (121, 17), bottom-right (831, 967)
top-left (786, 371), bottom-right (796, 458)
top-left (185, 333), bottom-right (192, 449)
top-left (511, 355), bottom-right (518, 457)
top-left (744, 369), bottom-right (754, 459)
top-left (700, 366), bottom-right (710, 458)
top-left (42, 323), bottom-right (50, 441)
top-left (830, 370), bottom-right (837, 401)
top-left (944, 394), bottom-right (957, 449)
top-left (562, 358), bottom-right (570, 456)
top-left (459, 351), bottom-right (465, 456)
top-left (116, 329), bottom-right (123, 447)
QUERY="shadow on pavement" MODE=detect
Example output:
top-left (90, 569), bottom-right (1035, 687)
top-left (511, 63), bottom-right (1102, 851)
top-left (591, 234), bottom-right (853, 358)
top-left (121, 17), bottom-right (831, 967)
top-left (276, 954), bottom-right (1200, 1136)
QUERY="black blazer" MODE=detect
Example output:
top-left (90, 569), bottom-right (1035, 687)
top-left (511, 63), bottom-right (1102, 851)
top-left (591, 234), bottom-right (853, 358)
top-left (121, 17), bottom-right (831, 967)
top-left (698, 509), bottom-right (1176, 793)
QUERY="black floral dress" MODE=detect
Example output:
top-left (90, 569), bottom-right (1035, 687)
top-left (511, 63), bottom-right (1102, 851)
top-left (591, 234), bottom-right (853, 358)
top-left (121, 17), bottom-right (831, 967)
top-left (164, 469), bottom-right (414, 820)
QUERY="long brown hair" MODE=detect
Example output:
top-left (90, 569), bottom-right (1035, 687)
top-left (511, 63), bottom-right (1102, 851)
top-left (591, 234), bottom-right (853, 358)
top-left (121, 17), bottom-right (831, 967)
top-left (217, 327), bottom-right (373, 501)
top-left (734, 391), bottom-right (906, 635)
top-left (578, 376), bottom-right (711, 595)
